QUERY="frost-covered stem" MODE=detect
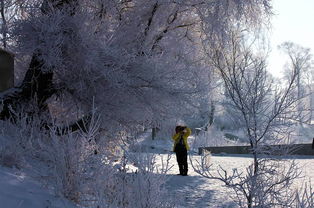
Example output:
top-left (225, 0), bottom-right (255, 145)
top-left (159, 153), bottom-right (173, 174)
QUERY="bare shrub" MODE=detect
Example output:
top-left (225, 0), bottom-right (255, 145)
top-left (293, 183), bottom-right (314, 208)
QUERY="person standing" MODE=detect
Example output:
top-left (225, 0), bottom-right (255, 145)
top-left (172, 126), bottom-right (191, 176)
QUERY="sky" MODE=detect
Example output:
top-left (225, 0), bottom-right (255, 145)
top-left (268, 0), bottom-right (314, 77)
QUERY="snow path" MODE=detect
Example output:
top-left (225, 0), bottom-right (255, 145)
top-left (154, 153), bottom-right (314, 208)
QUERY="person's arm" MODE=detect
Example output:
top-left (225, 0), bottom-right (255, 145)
top-left (172, 133), bottom-right (180, 141)
top-left (183, 127), bottom-right (191, 137)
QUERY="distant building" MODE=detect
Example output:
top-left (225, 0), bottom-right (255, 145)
top-left (0, 48), bottom-right (14, 92)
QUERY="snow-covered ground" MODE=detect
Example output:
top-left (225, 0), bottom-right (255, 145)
top-left (0, 166), bottom-right (76, 208)
top-left (1, 129), bottom-right (313, 208)
top-left (155, 153), bottom-right (314, 208)
top-left (134, 134), bottom-right (314, 207)
top-left (1, 153), bottom-right (312, 208)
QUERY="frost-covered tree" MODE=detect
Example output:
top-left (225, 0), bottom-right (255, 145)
top-left (0, 0), bottom-right (272, 135)
top-left (279, 42), bottom-right (313, 123)
top-left (193, 33), bottom-right (302, 208)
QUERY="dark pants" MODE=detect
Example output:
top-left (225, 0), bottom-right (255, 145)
top-left (175, 145), bottom-right (188, 175)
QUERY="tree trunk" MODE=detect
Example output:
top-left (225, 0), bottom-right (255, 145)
top-left (0, 51), bottom-right (54, 120)
top-left (208, 101), bottom-right (215, 127)
top-left (152, 127), bottom-right (157, 140)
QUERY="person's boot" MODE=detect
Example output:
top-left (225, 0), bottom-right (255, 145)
top-left (177, 166), bottom-right (184, 175)
top-left (182, 168), bottom-right (188, 176)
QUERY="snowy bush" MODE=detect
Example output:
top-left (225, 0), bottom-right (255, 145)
top-left (87, 159), bottom-right (175, 208)
top-left (6, 108), bottom-right (174, 207)
top-left (75, 146), bottom-right (175, 208)
top-left (0, 111), bottom-right (85, 201)
top-left (38, 130), bottom-right (88, 202)
top-left (0, 117), bottom-right (35, 169)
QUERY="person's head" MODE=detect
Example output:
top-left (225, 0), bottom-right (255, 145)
top-left (175, 126), bottom-right (185, 133)
top-left (175, 126), bottom-right (181, 133)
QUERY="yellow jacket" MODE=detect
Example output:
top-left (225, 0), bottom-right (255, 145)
top-left (172, 127), bottom-right (191, 151)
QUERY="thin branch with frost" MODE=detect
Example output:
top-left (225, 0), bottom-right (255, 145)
top-left (158, 153), bottom-right (174, 174)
